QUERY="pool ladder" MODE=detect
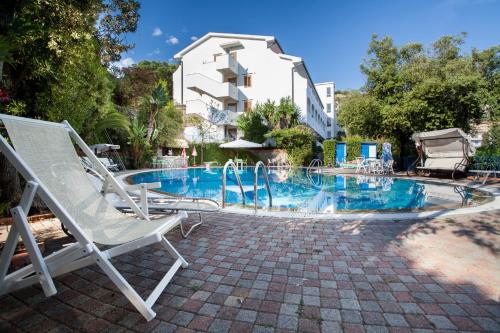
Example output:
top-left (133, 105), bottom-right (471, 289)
top-left (254, 161), bottom-right (272, 211)
top-left (307, 159), bottom-right (324, 189)
top-left (307, 159), bottom-right (323, 174)
top-left (221, 160), bottom-right (273, 211)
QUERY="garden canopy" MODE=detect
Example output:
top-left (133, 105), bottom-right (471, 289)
top-left (412, 128), bottom-right (474, 158)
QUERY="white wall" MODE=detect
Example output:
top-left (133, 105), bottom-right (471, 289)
top-left (315, 82), bottom-right (337, 138)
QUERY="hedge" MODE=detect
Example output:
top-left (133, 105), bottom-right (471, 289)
top-left (345, 135), bottom-right (363, 161)
top-left (322, 139), bottom-right (336, 166)
top-left (189, 143), bottom-right (256, 166)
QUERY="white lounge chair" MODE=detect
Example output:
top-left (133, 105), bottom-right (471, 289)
top-left (0, 114), bottom-right (189, 321)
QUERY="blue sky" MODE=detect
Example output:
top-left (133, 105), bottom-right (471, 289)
top-left (118, 0), bottom-right (500, 90)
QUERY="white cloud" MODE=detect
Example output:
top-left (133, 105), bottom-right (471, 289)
top-left (190, 36), bottom-right (198, 41)
top-left (166, 35), bottom-right (179, 45)
top-left (113, 57), bottom-right (135, 69)
top-left (152, 27), bottom-right (163, 37)
top-left (148, 48), bottom-right (161, 56)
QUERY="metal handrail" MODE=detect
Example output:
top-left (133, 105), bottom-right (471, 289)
top-left (254, 161), bottom-right (272, 211)
top-left (222, 160), bottom-right (246, 208)
top-left (307, 159), bottom-right (323, 174)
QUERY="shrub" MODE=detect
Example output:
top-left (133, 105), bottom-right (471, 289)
top-left (236, 111), bottom-right (268, 143)
top-left (322, 139), bottom-right (336, 166)
top-left (476, 124), bottom-right (500, 156)
top-left (345, 135), bottom-right (363, 161)
top-left (266, 125), bottom-right (315, 166)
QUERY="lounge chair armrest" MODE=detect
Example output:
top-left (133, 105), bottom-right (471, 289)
top-left (123, 182), bottom-right (161, 214)
top-left (124, 182), bottom-right (161, 191)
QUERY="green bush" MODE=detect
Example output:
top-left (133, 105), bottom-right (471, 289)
top-left (322, 139), bottom-right (336, 166)
top-left (476, 125), bottom-right (500, 156)
top-left (345, 135), bottom-right (363, 161)
top-left (189, 143), bottom-right (256, 166)
top-left (266, 125), bottom-right (315, 166)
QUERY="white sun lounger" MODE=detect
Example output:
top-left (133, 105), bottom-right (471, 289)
top-left (0, 114), bottom-right (189, 321)
top-left (81, 167), bottom-right (219, 238)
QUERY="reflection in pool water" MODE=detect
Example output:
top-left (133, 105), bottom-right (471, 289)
top-left (129, 167), bottom-right (490, 213)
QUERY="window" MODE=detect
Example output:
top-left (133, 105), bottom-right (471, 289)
top-left (327, 103), bottom-right (332, 113)
top-left (227, 102), bottom-right (237, 112)
top-left (244, 100), bottom-right (252, 112)
top-left (244, 75), bottom-right (252, 87)
top-left (327, 131), bottom-right (332, 138)
top-left (326, 87), bottom-right (332, 97)
top-left (327, 119), bottom-right (332, 126)
top-left (213, 53), bottom-right (222, 62)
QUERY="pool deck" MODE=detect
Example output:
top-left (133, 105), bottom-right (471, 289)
top-left (1, 180), bottom-right (499, 332)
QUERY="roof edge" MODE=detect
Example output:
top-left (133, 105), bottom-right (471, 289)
top-left (174, 32), bottom-right (276, 59)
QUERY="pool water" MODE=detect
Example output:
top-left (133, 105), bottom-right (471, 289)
top-left (128, 167), bottom-right (490, 213)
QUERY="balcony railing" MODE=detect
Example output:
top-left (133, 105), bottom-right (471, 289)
top-left (185, 73), bottom-right (238, 101)
top-left (215, 54), bottom-right (238, 75)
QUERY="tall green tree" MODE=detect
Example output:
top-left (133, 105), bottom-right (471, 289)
top-left (0, 0), bottom-right (139, 209)
top-left (338, 33), bottom-right (497, 160)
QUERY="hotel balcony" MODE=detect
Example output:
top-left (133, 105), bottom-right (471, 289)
top-left (215, 54), bottom-right (238, 75)
top-left (185, 73), bottom-right (238, 102)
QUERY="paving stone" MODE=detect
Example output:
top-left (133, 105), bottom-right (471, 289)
top-left (472, 316), bottom-right (500, 331)
top-left (399, 302), bottom-right (423, 314)
top-left (425, 315), bottom-right (457, 330)
top-left (341, 298), bottom-right (361, 310)
top-left (439, 303), bottom-right (466, 316)
top-left (383, 313), bottom-right (409, 327)
top-left (303, 295), bottom-right (321, 307)
top-left (365, 325), bottom-right (389, 333)
top-left (321, 321), bottom-right (342, 333)
top-left (341, 310), bottom-right (362, 324)
top-left (208, 318), bottom-right (231, 333)
top-left (171, 311), bottom-right (194, 326)
top-left (277, 314), bottom-right (298, 330)
top-left (151, 322), bottom-right (177, 333)
top-left (199, 303), bottom-right (221, 317)
top-left (320, 308), bottom-right (341, 321)
top-left (360, 300), bottom-right (382, 312)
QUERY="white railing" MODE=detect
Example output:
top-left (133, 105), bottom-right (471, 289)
top-left (221, 160), bottom-right (246, 208)
top-left (185, 73), bottom-right (238, 101)
top-left (254, 161), bottom-right (272, 211)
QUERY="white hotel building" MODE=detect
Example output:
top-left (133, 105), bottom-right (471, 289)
top-left (173, 32), bottom-right (336, 142)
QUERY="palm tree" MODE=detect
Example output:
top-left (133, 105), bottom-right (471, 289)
top-left (276, 97), bottom-right (299, 129)
top-left (144, 82), bottom-right (169, 142)
top-left (127, 119), bottom-right (149, 168)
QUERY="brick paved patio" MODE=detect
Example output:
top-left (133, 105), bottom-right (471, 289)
top-left (1, 210), bottom-right (499, 332)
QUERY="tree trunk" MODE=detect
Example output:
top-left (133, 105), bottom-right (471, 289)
top-left (0, 153), bottom-right (21, 215)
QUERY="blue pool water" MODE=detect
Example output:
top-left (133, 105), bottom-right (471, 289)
top-left (129, 167), bottom-right (488, 213)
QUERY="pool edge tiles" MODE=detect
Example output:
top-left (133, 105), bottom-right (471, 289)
top-left (117, 168), bottom-right (500, 221)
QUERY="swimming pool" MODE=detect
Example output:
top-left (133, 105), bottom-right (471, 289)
top-left (128, 167), bottom-right (492, 213)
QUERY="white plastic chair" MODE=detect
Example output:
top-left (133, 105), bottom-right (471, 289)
top-left (355, 157), bottom-right (368, 173)
top-left (0, 114), bottom-right (189, 321)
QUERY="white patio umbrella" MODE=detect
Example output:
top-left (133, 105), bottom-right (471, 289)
top-left (219, 139), bottom-right (263, 149)
top-left (219, 139), bottom-right (262, 160)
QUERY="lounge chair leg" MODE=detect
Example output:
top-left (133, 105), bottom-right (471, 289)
top-left (92, 251), bottom-right (156, 321)
top-left (10, 207), bottom-right (57, 296)
top-left (161, 236), bottom-right (188, 268)
top-left (0, 182), bottom-right (57, 297)
top-left (179, 213), bottom-right (203, 238)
